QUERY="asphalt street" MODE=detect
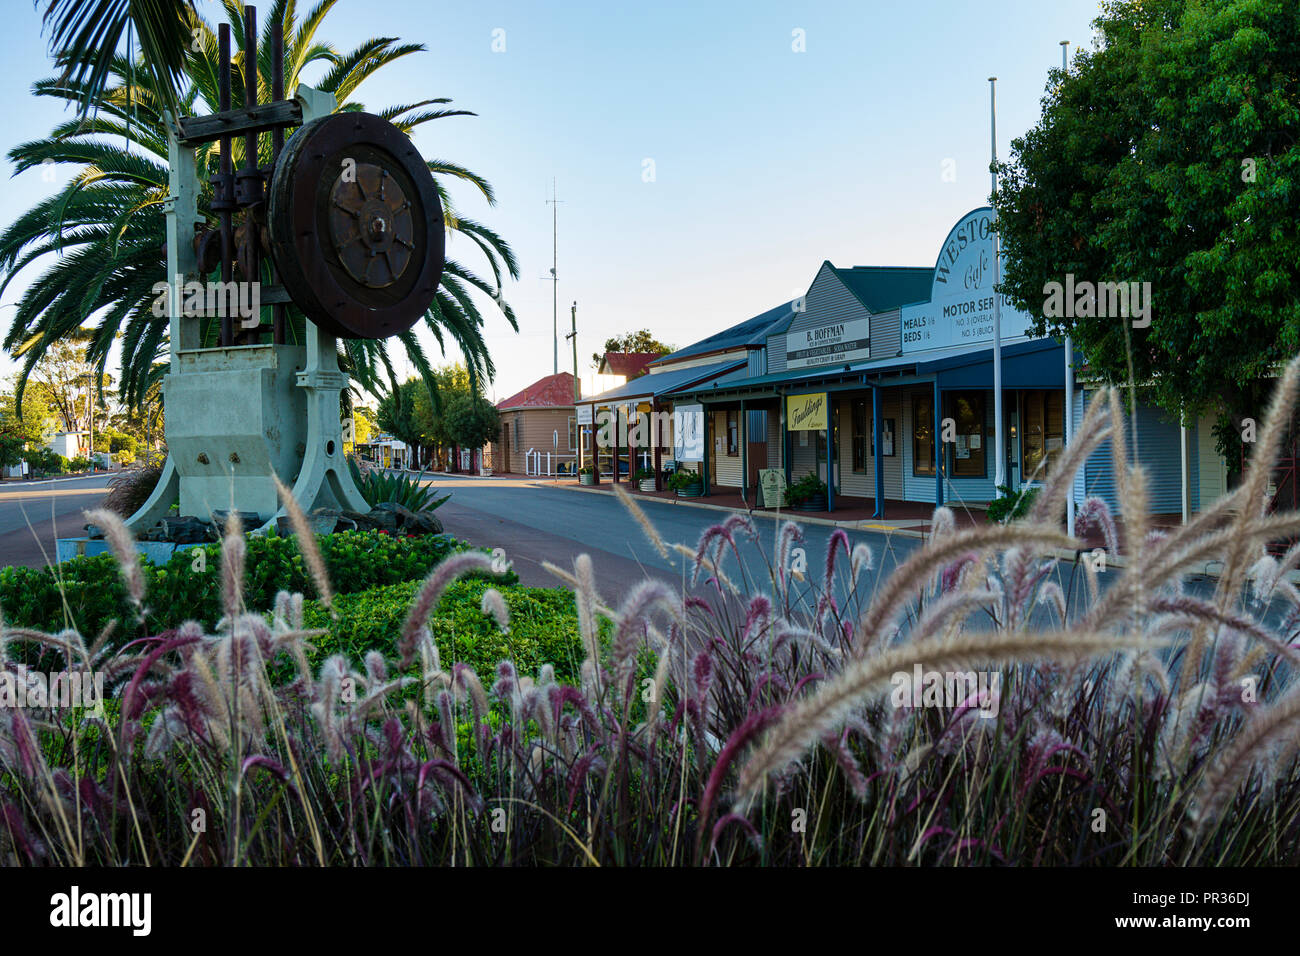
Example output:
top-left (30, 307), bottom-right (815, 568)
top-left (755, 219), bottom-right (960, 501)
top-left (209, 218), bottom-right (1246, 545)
top-left (0, 474), bottom-right (112, 569)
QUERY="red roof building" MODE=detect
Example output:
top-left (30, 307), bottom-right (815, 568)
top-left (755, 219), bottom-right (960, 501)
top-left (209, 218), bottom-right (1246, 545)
top-left (496, 371), bottom-right (578, 410)
top-left (597, 352), bottom-right (658, 380)
top-left (490, 372), bottom-right (580, 475)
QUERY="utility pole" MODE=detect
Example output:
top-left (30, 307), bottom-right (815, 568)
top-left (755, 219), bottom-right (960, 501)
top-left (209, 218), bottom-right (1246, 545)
top-left (546, 179), bottom-right (562, 375)
top-left (569, 301), bottom-right (579, 401)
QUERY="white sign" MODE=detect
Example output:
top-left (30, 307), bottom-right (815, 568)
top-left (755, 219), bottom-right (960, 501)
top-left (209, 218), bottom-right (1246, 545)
top-left (673, 403), bottom-right (704, 461)
top-left (899, 207), bottom-right (1033, 354)
top-left (786, 317), bottom-right (870, 369)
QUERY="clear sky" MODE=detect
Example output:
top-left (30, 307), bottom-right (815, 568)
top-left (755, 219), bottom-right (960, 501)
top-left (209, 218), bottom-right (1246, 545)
top-left (0, 0), bottom-right (1103, 402)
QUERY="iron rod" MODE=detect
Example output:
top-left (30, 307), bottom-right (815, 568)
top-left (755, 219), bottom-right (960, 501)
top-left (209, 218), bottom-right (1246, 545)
top-left (218, 23), bottom-right (233, 348)
top-left (243, 5), bottom-right (260, 344)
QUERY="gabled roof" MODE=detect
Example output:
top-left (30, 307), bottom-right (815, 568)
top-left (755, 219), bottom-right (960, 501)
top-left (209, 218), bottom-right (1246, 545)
top-left (496, 372), bottom-right (577, 411)
top-left (830, 265), bottom-right (933, 313)
top-left (598, 352), bottom-right (658, 378)
top-left (650, 301), bottom-right (795, 366)
top-left (579, 359), bottom-right (746, 404)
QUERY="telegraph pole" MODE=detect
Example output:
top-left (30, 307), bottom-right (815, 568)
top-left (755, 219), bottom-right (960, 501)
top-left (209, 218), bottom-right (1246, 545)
top-left (546, 180), bottom-right (562, 375)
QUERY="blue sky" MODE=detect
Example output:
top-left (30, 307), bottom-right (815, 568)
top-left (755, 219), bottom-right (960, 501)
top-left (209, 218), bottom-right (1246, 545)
top-left (0, 0), bottom-right (1102, 401)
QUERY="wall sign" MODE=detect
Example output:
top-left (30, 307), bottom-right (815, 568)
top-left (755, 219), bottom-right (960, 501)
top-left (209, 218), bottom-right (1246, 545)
top-left (576, 404), bottom-right (592, 425)
top-left (787, 392), bottom-right (828, 431)
top-left (899, 207), bottom-right (1033, 354)
top-left (786, 317), bottom-right (870, 370)
top-left (673, 403), bottom-right (704, 461)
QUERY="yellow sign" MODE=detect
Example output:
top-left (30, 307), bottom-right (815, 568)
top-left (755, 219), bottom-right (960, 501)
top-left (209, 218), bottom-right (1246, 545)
top-left (786, 392), bottom-right (828, 431)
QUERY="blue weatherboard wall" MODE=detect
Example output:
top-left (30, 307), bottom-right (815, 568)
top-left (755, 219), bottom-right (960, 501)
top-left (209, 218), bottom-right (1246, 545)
top-left (1082, 390), bottom-right (1197, 515)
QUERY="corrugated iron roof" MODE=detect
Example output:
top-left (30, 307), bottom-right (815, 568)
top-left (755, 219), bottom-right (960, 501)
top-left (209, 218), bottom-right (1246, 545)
top-left (496, 372), bottom-right (578, 410)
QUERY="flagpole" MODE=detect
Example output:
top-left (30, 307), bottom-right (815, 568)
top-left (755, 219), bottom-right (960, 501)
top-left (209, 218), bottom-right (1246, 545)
top-left (990, 76), bottom-right (1005, 492)
top-left (1061, 41), bottom-right (1076, 538)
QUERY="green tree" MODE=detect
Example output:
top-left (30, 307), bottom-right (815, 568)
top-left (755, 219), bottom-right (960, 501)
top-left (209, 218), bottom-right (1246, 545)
top-left (443, 393), bottom-right (499, 451)
top-left (376, 380), bottom-right (424, 451)
top-left (993, 0), bottom-right (1300, 470)
top-left (592, 330), bottom-right (673, 371)
top-left (0, 381), bottom-right (56, 468)
top-left (2, 0), bottom-right (518, 415)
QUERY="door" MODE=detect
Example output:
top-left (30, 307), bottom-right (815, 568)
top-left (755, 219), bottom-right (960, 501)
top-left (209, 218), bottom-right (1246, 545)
top-left (1004, 392), bottom-right (1020, 492)
top-left (501, 423), bottom-right (510, 473)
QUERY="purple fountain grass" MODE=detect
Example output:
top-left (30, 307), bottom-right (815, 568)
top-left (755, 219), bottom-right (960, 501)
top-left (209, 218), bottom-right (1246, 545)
top-left (399, 550), bottom-right (497, 668)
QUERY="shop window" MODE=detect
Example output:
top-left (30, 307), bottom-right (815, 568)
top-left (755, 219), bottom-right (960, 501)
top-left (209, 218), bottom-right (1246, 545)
top-left (913, 394), bottom-right (935, 477)
top-left (851, 399), bottom-right (868, 472)
top-left (946, 391), bottom-right (986, 478)
top-left (1021, 390), bottom-right (1064, 479)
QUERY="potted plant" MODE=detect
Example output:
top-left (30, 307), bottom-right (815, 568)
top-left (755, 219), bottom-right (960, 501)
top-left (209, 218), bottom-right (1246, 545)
top-left (634, 467), bottom-right (657, 492)
top-left (786, 473), bottom-right (828, 511)
top-left (578, 464), bottom-right (596, 486)
top-left (667, 469), bottom-right (704, 497)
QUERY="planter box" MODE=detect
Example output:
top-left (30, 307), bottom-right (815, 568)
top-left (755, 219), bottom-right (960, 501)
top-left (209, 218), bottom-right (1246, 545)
top-left (676, 483), bottom-right (704, 498)
top-left (579, 473), bottom-right (596, 485)
top-left (638, 478), bottom-right (657, 492)
top-left (793, 492), bottom-right (827, 511)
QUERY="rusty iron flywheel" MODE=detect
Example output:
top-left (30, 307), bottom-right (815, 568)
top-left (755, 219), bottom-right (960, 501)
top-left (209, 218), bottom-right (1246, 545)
top-left (268, 112), bottom-right (445, 339)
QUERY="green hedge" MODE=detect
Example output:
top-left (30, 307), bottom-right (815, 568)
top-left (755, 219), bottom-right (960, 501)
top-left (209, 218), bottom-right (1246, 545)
top-left (0, 530), bottom-right (516, 642)
top-left (301, 578), bottom-right (588, 683)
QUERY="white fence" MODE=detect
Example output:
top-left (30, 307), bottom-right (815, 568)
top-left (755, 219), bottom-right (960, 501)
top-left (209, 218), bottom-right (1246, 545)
top-left (525, 448), bottom-right (578, 477)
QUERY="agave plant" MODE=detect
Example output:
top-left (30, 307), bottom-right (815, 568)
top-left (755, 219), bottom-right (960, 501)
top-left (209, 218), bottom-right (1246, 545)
top-left (348, 457), bottom-right (448, 513)
top-left (2, 0), bottom-right (518, 412)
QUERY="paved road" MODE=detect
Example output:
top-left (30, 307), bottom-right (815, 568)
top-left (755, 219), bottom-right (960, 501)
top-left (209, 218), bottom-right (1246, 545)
top-left (425, 476), bottom-right (1261, 632)
top-left (0, 474), bottom-right (112, 569)
top-left (430, 477), bottom-right (1002, 607)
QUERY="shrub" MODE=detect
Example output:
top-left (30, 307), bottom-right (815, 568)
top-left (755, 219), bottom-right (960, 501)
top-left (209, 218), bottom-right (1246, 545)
top-left (785, 472), bottom-right (827, 508)
top-left (667, 470), bottom-right (701, 492)
top-left (986, 484), bottom-right (1041, 523)
top-left (634, 468), bottom-right (655, 481)
top-left (27, 448), bottom-right (66, 475)
top-left (302, 578), bottom-right (588, 683)
top-left (67, 455), bottom-right (94, 472)
top-left (101, 462), bottom-right (164, 516)
top-left (0, 530), bottom-right (512, 646)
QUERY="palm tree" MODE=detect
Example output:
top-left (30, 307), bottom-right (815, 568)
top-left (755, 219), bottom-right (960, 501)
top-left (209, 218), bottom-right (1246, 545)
top-left (3, 0), bottom-right (518, 414)
top-left (39, 0), bottom-right (196, 121)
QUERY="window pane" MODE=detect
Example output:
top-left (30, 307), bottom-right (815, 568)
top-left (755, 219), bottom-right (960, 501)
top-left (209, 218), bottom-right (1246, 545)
top-left (949, 391), bottom-right (986, 477)
top-left (914, 395), bottom-right (935, 476)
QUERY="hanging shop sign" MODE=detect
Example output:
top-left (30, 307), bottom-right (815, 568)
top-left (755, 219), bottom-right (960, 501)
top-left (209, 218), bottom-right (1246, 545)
top-left (898, 207), bottom-right (1033, 354)
top-left (673, 403), bottom-right (704, 461)
top-left (786, 392), bottom-right (828, 432)
top-left (786, 317), bottom-right (870, 370)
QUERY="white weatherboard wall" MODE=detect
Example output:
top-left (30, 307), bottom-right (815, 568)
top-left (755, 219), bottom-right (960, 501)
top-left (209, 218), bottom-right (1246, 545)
top-left (768, 408), bottom-right (782, 470)
top-left (1196, 413), bottom-right (1228, 510)
top-left (711, 409), bottom-right (742, 487)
